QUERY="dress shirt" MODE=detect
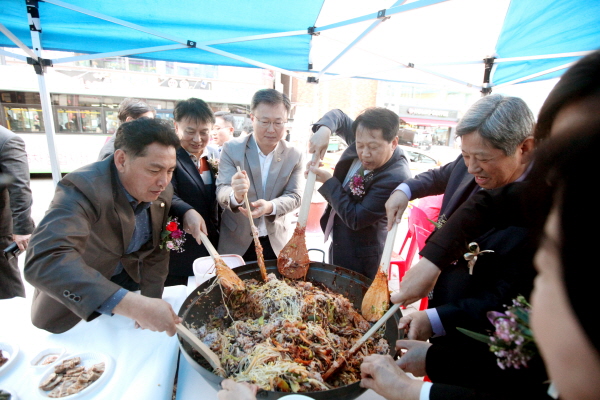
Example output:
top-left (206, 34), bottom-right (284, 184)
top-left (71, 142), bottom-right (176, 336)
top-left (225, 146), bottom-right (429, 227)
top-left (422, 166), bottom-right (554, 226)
top-left (97, 175), bottom-right (152, 315)
top-left (420, 381), bottom-right (433, 400)
top-left (229, 141), bottom-right (277, 237)
top-left (187, 148), bottom-right (213, 185)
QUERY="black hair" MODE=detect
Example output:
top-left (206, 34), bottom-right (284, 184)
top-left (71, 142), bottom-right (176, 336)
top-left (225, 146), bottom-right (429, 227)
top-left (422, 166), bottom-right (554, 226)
top-left (214, 111), bottom-right (235, 127)
top-left (117, 98), bottom-right (156, 123)
top-left (173, 98), bottom-right (215, 125)
top-left (534, 49), bottom-right (600, 143)
top-left (250, 89), bottom-right (291, 114)
top-left (114, 118), bottom-right (180, 158)
top-left (352, 107), bottom-right (400, 142)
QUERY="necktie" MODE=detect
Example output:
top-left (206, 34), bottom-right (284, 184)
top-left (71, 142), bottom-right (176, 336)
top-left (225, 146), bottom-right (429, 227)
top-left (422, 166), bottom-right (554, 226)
top-left (198, 157), bottom-right (212, 185)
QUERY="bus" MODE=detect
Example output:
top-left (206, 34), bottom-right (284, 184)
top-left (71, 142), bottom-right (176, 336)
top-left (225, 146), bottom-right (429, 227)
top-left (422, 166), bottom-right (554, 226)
top-left (0, 90), bottom-right (249, 173)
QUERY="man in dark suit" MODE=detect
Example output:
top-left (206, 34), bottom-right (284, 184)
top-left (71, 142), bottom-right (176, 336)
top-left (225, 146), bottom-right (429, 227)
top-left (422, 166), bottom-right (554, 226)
top-left (25, 118), bottom-right (182, 335)
top-left (165, 98), bottom-right (220, 286)
top-left (308, 108), bottom-right (411, 279)
top-left (0, 125), bottom-right (35, 299)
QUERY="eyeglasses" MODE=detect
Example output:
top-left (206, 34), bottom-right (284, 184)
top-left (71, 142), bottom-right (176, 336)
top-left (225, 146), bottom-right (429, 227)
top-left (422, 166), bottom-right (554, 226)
top-left (256, 120), bottom-right (286, 130)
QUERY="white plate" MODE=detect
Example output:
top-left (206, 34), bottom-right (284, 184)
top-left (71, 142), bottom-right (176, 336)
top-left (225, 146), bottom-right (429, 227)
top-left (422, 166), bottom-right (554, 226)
top-left (0, 341), bottom-right (19, 376)
top-left (0, 388), bottom-right (18, 400)
top-left (30, 347), bottom-right (67, 370)
top-left (37, 351), bottom-right (113, 399)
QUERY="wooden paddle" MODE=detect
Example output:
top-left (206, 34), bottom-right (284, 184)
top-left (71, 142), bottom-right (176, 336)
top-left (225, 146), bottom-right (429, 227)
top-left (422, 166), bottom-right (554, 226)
top-left (237, 166), bottom-right (267, 281)
top-left (361, 221), bottom-right (399, 322)
top-left (176, 323), bottom-right (224, 375)
top-left (198, 231), bottom-right (245, 296)
top-left (277, 152), bottom-right (320, 279)
top-left (322, 303), bottom-right (401, 381)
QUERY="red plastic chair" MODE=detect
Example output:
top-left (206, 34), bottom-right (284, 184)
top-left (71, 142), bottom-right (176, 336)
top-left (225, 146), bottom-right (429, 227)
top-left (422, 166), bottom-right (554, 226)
top-left (389, 205), bottom-right (433, 311)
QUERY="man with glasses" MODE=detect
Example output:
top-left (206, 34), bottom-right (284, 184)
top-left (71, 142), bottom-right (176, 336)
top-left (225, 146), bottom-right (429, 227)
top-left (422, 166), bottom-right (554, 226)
top-left (216, 89), bottom-right (303, 261)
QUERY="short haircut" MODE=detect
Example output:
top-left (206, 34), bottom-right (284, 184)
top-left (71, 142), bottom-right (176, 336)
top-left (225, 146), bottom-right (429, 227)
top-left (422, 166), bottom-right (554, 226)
top-left (114, 118), bottom-right (180, 158)
top-left (173, 98), bottom-right (215, 125)
top-left (535, 50), bottom-right (600, 143)
top-left (352, 107), bottom-right (400, 142)
top-left (456, 94), bottom-right (534, 156)
top-left (250, 89), bottom-right (291, 114)
top-left (214, 111), bottom-right (235, 127)
top-left (117, 98), bottom-right (156, 123)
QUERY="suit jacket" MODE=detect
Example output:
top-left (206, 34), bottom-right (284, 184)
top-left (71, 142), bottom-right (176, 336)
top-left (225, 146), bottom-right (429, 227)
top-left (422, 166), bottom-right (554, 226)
top-left (169, 147), bottom-right (220, 276)
top-left (24, 156), bottom-right (172, 333)
top-left (314, 110), bottom-right (412, 278)
top-left (0, 126), bottom-right (35, 299)
top-left (215, 134), bottom-right (303, 256)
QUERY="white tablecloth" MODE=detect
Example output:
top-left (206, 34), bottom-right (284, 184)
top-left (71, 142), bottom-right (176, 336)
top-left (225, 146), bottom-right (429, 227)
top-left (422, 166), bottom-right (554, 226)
top-left (175, 279), bottom-right (386, 400)
top-left (0, 285), bottom-right (188, 400)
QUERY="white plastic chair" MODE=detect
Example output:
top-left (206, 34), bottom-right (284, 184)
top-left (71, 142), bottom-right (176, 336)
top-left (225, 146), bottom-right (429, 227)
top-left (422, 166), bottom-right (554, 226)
top-left (192, 254), bottom-right (246, 286)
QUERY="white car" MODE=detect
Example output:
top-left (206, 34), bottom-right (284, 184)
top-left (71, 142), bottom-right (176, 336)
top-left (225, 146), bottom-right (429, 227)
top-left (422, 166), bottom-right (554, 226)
top-left (399, 145), bottom-right (442, 176)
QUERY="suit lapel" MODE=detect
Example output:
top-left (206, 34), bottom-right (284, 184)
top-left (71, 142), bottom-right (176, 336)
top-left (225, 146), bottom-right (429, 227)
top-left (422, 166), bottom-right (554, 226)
top-left (246, 135), bottom-right (263, 201)
top-left (111, 167), bottom-right (135, 254)
top-left (178, 147), bottom-right (209, 197)
top-left (150, 195), bottom-right (167, 247)
top-left (265, 141), bottom-right (286, 200)
top-left (444, 173), bottom-right (477, 216)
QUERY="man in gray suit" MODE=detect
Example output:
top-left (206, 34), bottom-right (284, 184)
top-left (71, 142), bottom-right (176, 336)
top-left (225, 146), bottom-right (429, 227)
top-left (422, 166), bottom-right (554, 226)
top-left (216, 89), bottom-right (303, 260)
top-left (25, 118), bottom-right (182, 335)
top-left (0, 125), bottom-right (35, 299)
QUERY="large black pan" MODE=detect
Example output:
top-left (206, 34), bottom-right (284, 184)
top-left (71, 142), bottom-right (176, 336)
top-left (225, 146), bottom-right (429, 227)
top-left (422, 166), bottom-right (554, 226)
top-left (177, 260), bottom-right (402, 400)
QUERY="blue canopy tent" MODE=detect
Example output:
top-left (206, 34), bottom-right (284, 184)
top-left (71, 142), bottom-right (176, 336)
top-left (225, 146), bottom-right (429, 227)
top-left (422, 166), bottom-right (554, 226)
top-left (1, 0), bottom-right (599, 182)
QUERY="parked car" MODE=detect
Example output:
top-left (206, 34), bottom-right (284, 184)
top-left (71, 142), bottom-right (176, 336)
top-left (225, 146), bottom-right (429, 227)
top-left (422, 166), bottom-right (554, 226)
top-left (399, 145), bottom-right (441, 176)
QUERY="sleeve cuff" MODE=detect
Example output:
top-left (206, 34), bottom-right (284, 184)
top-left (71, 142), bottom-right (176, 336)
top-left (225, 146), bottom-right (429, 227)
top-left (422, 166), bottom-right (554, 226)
top-left (394, 182), bottom-right (412, 200)
top-left (229, 191), bottom-right (242, 207)
top-left (425, 308), bottom-right (446, 337)
top-left (270, 201), bottom-right (277, 216)
top-left (419, 381), bottom-right (433, 400)
top-left (97, 288), bottom-right (128, 315)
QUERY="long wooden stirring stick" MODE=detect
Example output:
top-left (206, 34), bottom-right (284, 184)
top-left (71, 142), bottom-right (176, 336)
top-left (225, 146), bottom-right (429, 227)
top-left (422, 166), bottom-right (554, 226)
top-left (198, 231), bottom-right (245, 295)
top-left (176, 323), bottom-right (224, 374)
top-left (277, 152), bottom-right (320, 279)
top-left (237, 166), bottom-right (267, 281)
top-left (361, 221), bottom-right (399, 321)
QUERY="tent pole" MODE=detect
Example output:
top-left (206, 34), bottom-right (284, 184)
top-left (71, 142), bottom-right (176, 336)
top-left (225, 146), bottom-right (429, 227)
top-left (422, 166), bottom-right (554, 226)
top-left (480, 57), bottom-right (495, 96)
top-left (27, 0), bottom-right (61, 185)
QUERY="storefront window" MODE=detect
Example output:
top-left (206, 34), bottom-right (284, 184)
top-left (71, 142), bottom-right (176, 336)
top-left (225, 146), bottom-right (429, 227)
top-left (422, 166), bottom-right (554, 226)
top-left (3, 106), bottom-right (44, 132)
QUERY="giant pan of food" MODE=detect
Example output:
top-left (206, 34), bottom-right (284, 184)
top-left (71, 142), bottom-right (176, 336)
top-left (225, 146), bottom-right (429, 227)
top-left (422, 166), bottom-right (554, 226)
top-left (177, 260), bottom-right (402, 400)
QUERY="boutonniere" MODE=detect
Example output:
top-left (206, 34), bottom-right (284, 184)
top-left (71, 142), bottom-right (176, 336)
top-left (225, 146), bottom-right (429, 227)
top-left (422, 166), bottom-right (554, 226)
top-left (463, 241), bottom-right (494, 274)
top-left (207, 155), bottom-right (219, 176)
top-left (348, 167), bottom-right (374, 199)
top-left (458, 295), bottom-right (538, 370)
top-left (160, 217), bottom-right (186, 252)
top-left (428, 214), bottom-right (448, 229)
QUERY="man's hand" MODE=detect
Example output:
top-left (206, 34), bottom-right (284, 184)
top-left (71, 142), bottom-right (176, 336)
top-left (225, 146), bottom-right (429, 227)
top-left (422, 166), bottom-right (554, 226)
top-left (231, 169), bottom-right (250, 204)
top-left (217, 379), bottom-right (258, 400)
top-left (385, 190), bottom-right (410, 231)
top-left (239, 199), bottom-right (273, 219)
top-left (13, 234), bottom-right (31, 251)
top-left (309, 125), bottom-right (332, 160)
top-left (360, 354), bottom-right (422, 400)
top-left (182, 209), bottom-right (207, 244)
top-left (307, 162), bottom-right (333, 183)
top-left (391, 257), bottom-right (441, 306)
top-left (396, 340), bottom-right (431, 377)
top-left (398, 311), bottom-right (433, 341)
top-left (113, 292), bottom-right (182, 336)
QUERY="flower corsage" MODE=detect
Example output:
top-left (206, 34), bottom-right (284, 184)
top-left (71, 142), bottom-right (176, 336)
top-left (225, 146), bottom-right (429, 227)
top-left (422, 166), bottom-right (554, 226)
top-left (458, 295), bottom-right (538, 370)
top-left (207, 155), bottom-right (219, 176)
top-left (160, 217), bottom-right (186, 252)
top-left (347, 167), bottom-right (374, 200)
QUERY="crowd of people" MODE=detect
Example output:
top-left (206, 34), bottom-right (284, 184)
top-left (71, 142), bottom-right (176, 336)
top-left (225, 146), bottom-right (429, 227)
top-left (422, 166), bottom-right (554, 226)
top-left (0, 50), bottom-right (599, 400)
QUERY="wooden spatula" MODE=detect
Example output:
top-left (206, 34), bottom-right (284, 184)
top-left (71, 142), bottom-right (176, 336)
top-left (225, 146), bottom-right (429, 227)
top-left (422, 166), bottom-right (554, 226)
top-left (322, 303), bottom-right (401, 381)
top-left (198, 231), bottom-right (245, 296)
top-left (237, 166), bottom-right (267, 281)
top-left (176, 323), bottom-right (224, 375)
top-left (277, 153), bottom-right (320, 279)
top-left (361, 221), bottom-right (399, 322)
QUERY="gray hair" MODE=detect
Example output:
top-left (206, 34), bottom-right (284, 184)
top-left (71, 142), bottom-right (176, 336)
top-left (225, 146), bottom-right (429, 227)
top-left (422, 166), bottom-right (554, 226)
top-left (214, 111), bottom-right (235, 127)
top-left (456, 94), bottom-right (535, 155)
top-left (250, 89), bottom-right (291, 114)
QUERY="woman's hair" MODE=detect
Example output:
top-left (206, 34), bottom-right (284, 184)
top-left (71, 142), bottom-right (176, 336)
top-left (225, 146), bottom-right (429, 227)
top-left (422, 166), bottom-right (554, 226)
top-left (534, 50), bottom-right (600, 143)
top-left (529, 127), bottom-right (600, 353)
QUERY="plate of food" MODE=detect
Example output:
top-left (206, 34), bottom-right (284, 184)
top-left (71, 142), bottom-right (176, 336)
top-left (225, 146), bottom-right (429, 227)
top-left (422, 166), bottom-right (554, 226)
top-left (38, 352), bottom-right (113, 399)
top-left (0, 341), bottom-right (19, 375)
top-left (30, 348), bottom-right (67, 370)
top-left (0, 388), bottom-right (18, 400)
